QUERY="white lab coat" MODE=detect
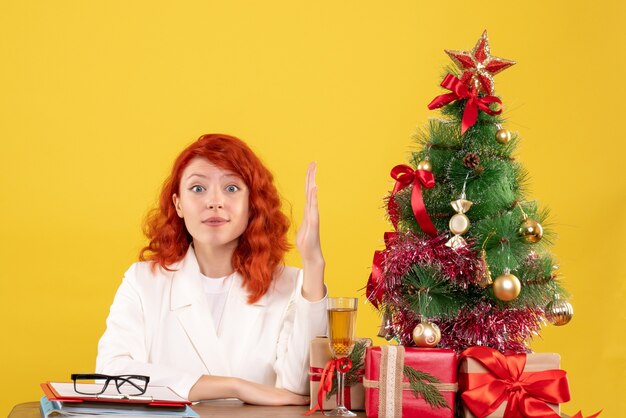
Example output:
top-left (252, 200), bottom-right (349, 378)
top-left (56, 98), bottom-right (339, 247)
top-left (96, 247), bottom-right (327, 399)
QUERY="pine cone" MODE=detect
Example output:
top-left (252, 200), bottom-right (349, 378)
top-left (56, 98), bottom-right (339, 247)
top-left (463, 152), bottom-right (481, 169)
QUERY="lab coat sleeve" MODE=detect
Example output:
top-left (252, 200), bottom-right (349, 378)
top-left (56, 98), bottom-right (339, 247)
top-left (95, 263), bottom-right (202, 399)
top-left (273, 269), bottom-right (328, 394)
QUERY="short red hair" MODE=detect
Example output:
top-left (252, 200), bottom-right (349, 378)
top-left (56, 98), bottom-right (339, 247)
top-left (139, 134), bottom-right (291, 304)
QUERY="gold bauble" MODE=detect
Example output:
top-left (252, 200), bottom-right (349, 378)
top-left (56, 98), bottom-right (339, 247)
top-left (519, 218), bottom-right (543, 243)
top-left (495, 128), bottom-right (511, 144)
top-left (417, 159), bottom-right (432, 172)
top-left (546, 299), bottom-right (574, 326)
top-left (493, 272), bottom-right (521, 301)
top-left (449, 213), bottom-right (470, 235)
top-left (412, 321), bottom-right (441, 347)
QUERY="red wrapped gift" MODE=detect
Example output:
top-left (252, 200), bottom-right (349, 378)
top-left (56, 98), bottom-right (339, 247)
top-left (309, 336), bottom-right (370, 411)
top-left (364, 345), bottom-right (457, 418)
top-left (458, 346), bottom-right (571, 418)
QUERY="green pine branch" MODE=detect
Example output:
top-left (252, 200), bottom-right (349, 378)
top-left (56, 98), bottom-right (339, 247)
top-left (403, 365), bottom-right (450, 409)
top-left (401, 265), bottom-right (464, 318)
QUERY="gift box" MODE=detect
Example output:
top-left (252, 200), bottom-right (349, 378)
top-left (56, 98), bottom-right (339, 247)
top-left (309, 336), bottom-right (371, 411)
top-left (364, 345), bottom-right (457, 418)
top-left (459, 346), bottom-right (571, 418)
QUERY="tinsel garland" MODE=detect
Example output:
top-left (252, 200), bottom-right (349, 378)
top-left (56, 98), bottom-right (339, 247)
top-left (380, 232), bottom-right (482, 298)
top-left (392, 301), bottom-right (543, 353)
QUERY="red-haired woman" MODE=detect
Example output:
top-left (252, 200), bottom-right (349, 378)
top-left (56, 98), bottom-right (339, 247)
top-left (96, 134), bottom-right (327, 405)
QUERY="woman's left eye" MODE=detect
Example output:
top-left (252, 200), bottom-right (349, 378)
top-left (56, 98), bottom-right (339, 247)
top-left (225, 185), bottom-right (239, 193)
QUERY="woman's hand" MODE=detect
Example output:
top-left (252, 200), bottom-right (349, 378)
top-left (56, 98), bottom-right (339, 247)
top-left (296, 162), bottom-right (325, 301)
top-left (235, 379), bottom-right (310, 406)
top-left (188, 375), bottom-right (309, 406)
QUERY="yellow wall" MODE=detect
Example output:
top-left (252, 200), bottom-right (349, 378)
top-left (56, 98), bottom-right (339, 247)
top-left (1, 1), bottom-right (624, 416)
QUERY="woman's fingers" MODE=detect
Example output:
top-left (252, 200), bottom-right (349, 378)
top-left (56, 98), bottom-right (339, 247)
top-left (297, 161), bottom-right (323, 271)
top-left (305, 162), bottom-right (313, 196)
top-left (307, 187), bottom-right (319, 232)
top-left (299, 162), bottom-right (316, 238)
top-left (307, 162), bottom-right (318, 223)
top-left (305, 161), bottom-right (316, 216)
top-left (301, 163), bottom-right (313, 228)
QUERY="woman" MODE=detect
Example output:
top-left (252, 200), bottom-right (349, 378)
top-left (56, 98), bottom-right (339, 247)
top-left (96, 134), bottom-right (327, 405)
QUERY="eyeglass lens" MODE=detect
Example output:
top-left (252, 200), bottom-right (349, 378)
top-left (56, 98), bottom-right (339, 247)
top-left (72, 374), bottom-right (149, 396)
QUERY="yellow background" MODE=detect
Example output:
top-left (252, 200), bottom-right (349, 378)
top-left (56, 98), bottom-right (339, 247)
top-left (1, 1), bottom-right (624, 416)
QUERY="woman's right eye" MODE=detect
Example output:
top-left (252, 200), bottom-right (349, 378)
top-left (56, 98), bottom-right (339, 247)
top-left (190, 185), bottom-right (205, 193)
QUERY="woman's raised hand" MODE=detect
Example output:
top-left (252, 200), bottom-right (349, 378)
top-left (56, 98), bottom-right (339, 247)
top-left (296, 162), bottom-right (322, 264)
top-left (296, 162), bottom-right (325, 301)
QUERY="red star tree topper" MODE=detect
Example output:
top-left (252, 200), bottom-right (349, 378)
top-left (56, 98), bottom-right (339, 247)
top-left (445, 30), bottom-right (516, 95)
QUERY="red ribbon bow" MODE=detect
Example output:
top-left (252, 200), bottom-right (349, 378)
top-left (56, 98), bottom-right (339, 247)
top-left (367, 165), bottom-right (437, 309)
top-left (304, 357), bottom-right (353, 416)
top-left (459, 346), bottom-right (571, 418)
top-left (428, 73), bottom-right (503, 135)
top-left (388, 164), bottom-right (437, 236)
top-left (366, 232), bottom-right (396, 308)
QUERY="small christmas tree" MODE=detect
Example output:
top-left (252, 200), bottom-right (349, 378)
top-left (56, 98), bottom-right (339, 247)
top-left (367, 31), bottom-right (574, 353)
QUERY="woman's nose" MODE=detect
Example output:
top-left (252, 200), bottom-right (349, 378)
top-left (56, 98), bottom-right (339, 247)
top-left (207, 201), bottom-right (223, 209)
top-left (206, 190), bottom-right (224, 209)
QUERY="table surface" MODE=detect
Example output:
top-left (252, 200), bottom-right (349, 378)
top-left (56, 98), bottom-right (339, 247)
top-left (10, 400), bottom-right (367, 418)
top-left (9, 401), bottom-right (574, 418)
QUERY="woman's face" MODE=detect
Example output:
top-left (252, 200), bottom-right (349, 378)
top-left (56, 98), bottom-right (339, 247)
top-left (173, 157), bottom-right (250, 252)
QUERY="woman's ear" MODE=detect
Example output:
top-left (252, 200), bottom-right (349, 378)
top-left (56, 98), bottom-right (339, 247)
top-left (172, 194), bottom-right (184, 218)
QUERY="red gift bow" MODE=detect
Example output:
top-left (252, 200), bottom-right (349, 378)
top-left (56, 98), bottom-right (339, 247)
top-left (367, 165), bottom-right (437, 309)
top-left (459, 346), bottom-right (571, 418)
top-left (366, 232), bottom-right (396, 308)
top-left (388, 164), bottom-right (437, 236)
top-left (428, 73), bottom-right (503, 135)
top-left (304, 357), bottom-right (353, 416)
top-left (309, 366), bottom-right (364, 410)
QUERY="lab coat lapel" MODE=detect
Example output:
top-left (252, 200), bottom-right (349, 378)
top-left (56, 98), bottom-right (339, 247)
top-left (170, 248), bottom-right (231, 376)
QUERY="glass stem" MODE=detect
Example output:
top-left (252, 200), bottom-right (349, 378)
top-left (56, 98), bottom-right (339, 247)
top-left (336, 371), bottom-right (345, 408)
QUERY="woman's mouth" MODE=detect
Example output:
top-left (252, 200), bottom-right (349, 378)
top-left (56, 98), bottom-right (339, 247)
top-left (203, 217), bottom-right (229, 226)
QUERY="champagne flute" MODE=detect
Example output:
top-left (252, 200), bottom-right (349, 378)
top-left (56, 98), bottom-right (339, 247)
top-left (326, 297), bottom-right (358, 417)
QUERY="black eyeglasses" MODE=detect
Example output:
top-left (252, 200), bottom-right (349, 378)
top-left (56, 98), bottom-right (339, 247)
top-left (71, 374), bottom-right (150, 396)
